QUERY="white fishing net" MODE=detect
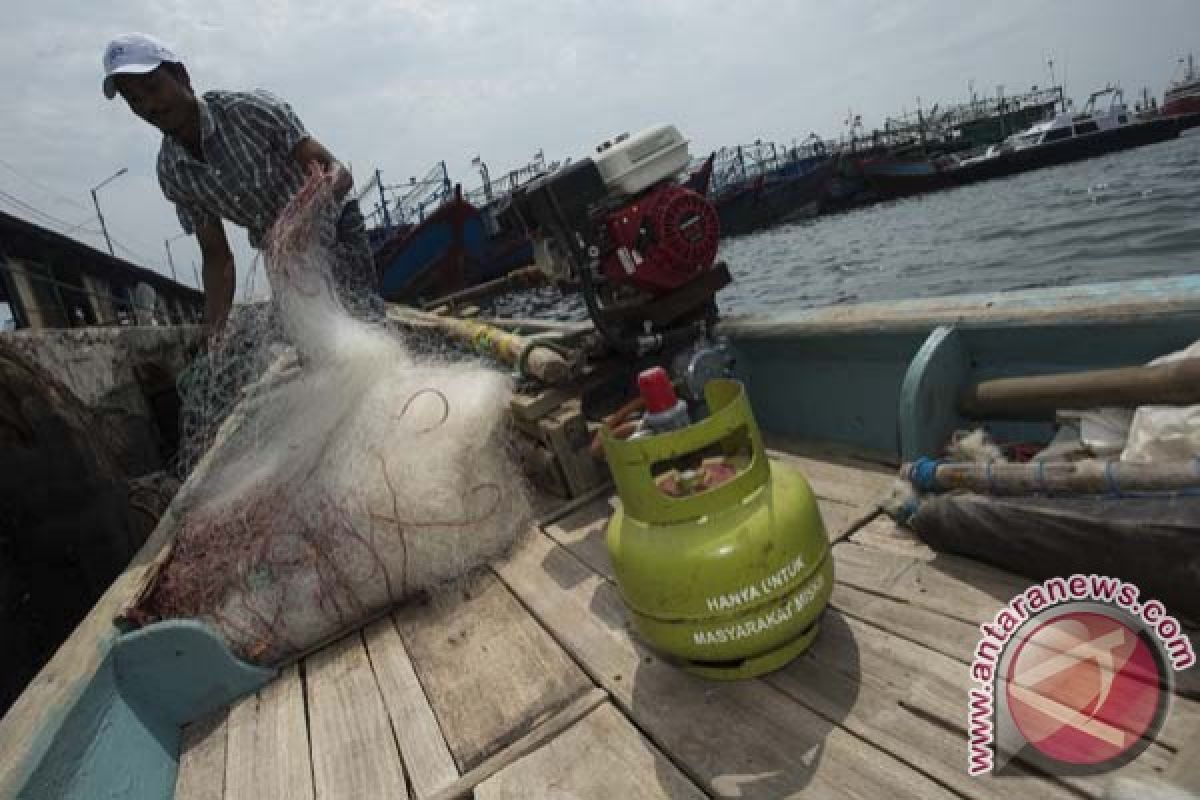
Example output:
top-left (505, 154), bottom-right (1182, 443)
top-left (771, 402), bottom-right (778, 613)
top-left (135, 169), bottom-right (530, 663)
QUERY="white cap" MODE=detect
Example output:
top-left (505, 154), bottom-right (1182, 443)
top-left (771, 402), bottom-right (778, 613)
top-left (102, 33), bottom-right (180, 99)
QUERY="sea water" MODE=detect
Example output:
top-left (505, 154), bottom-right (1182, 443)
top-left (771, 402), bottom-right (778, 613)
top-left (494, 130), bottom-right (1200, 319)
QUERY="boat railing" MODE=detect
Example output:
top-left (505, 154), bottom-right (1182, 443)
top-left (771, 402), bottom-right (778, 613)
top-left (464, 159), bottom-right (558, 210)
top-left (365, 161), bottom-right (455, 230)
top-left (710, 139), bottom-right (828, 194)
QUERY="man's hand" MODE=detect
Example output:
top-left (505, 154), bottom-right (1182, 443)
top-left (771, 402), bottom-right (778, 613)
top-left (328, 161), bottom-right (353, 200)
top-left (293, 137), bottom-right (353, 199)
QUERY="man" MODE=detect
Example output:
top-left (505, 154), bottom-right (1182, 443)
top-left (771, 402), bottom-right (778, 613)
top-left (101, 33), bottom-right (380, 333)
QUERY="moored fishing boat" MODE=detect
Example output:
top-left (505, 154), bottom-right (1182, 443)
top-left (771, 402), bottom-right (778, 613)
top-left (711, 141), bottom-right (833, 236)
top-left (1164, 54), bottom-right (1200, 117)
top-left (373, 185), bottom-right (489, 303)
top-left (369, 162), bottom-right (537, 305)
top-left (866, 88), bottom-right (1190, 200)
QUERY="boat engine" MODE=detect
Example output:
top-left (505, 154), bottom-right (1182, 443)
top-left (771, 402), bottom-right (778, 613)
top-left (501, 125), bottom-right (729, 355)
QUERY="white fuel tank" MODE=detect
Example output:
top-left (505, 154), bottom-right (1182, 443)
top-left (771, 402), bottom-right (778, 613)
top-left (593, 125), bottom-right (691, 196)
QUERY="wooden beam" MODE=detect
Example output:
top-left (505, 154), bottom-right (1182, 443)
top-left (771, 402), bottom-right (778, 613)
top-left (174, 709), bottom-right (228, 800)
top-left (425, 689), bottom-right (608, 800)
top-left (362, 617), bottom-right (459, 800)
top-left (304, 633), bottom-right (408, 800)
top-left (394, 572), bottom-right (592, 771)
top-left (224, 665), bottom-right (314, 800)
top-left (961, 357), bottom-right (1200, 418)
top-left (474, 702), bottom-right (705, 800)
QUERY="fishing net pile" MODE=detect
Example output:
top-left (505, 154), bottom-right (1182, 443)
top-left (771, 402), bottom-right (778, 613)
top-left (133, 168), bottom-right (530, 664)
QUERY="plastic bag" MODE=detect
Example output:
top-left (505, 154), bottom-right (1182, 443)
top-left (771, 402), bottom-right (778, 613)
top-left (1123, 405), bottom-right (1200, 463)
top-left (1121, 337), bottom-right (1200, 463)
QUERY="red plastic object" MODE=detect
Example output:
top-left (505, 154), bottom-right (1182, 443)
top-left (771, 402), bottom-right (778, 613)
top-left (638, 367), bottom-right (678, 413)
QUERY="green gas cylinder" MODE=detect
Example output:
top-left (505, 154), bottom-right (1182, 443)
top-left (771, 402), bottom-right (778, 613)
top-left (602, 378), bottom-right (833, 680)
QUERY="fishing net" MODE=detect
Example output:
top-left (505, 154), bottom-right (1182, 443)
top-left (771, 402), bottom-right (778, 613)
top-left (133, 168), bottom-right (530, 664)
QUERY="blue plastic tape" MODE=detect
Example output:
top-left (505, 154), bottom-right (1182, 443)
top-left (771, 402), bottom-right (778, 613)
top-left (910, 457), bottom-right (942, 492)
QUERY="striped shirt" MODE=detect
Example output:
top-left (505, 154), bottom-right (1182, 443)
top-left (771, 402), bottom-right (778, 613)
top-left (157, 89), bottom-right (322, 249)
top-left (156, 89), bottom-right (380, 309)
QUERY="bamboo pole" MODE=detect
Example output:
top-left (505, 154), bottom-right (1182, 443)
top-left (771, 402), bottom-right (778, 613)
top-left (387, 306), bottom-right (573, 384)
top-left (960, 358), bottom-right (1200, 418)
top-left (421, 266), bottom-right (546, 311)
top-left (902, 458), bottom-right (1200, 495)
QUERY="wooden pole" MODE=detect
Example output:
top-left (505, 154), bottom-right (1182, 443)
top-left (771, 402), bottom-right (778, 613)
top-left (902, 459), bottom-right (1200, 495)
top-left (960, 358), bottom-right (1200, 418)
top-left (421, 266), bottom-right (546, 312)
top-left (387, 306), bottom-right (573, 384)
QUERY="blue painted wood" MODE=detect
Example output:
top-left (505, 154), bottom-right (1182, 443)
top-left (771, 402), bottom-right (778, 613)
top-left (731, 330), bottom-right (929, 458)
top-left (726, 275), bottom-right (1200, 460)
top-left (898, 326), bottom-right (970, 462)
top-left (114, 620), bottom-right (276, 728)
top-left (380, 222), bottom-right (456, 293)
top-left (18, 622), bottom-right (274, 800)
top-left (22, 654), bottom-right (175, 800)
top-left (722, 274), bottom-right (1200, 337)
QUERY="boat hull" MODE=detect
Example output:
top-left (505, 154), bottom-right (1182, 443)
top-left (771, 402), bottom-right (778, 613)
top-left (6, 275), bottom-right (1200, 798)
top-left (715, 159), bottom-right (833, 237)
top-left (867, 116), bottom-right (1188, 200)
top-left (373, 194), bottom-right (533, 305)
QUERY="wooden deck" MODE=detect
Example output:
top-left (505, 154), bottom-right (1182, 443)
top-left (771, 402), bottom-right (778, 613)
top-left (173, 451), bottom-right (1200, 800)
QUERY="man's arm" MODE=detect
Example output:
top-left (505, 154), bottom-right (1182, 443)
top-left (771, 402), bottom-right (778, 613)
top-left (195, 219), bottom-right (236, 336)
top-left (238, 91), bottom-right (352, 198)
top-left (292, 137), bottom-right (353, 198)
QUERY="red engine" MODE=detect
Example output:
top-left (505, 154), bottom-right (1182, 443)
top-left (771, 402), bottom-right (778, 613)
top-left (599, 185), bottom-right (720, 294)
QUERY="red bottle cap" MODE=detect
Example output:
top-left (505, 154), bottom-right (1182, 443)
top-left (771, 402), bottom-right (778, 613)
top-left (637, 367), bottom-right (678, 413)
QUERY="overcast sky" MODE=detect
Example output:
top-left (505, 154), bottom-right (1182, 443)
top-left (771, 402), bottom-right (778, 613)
top-left (2, 0), bottom-right (1198, 307)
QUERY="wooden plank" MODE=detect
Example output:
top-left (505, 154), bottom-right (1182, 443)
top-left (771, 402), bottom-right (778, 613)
top-left (833, 567), bottom-right (1200, 773)
top-left (475, 703), bottom-right (706, 800)
top-left (845, 588), bottom-right (1200, 753)
top-left (542, 399), bottom-right (606, 497)
top-left (814, 607), bottom-right (1189, 797)
top-left (395, 572), bottom-right (592, 772)
top-left (839, 521), bottom-right (1200, 700)
top-left (848, 514), bottom-right (937, 561)
top-left (1166, 718), bottom-right (1200, 791)
top-left (821, 500), bottom-right (874, 543)
top-left (833, 537), bottom-right (1011, 622)
top-left (830, 581), bottom-right (981, 669)
top-left (427, 689), bottom-right (608, 800)
top-left (767, 448), bottom-right (891, 541)
top-left (174, 709), bottom-right (227, 800)
top-left (536, 482), bottom-right (614, 528)
top-left (765, 444), bottom-right (896, 509)
top-left (362, 616), bottom-right (459, 800)
top-left (542, 495), bottom-right (617, 579)
top-left (834, 535), bottom-right (1200, 705)
top-left (829, 538), bottom-right (917, 595)
top-left (764, 612), bottom-right (1083, 800)
top-left (304, 632), bottom-right (407, 800)
top-left (509, 387), bottom-right (571, 423)
top-left (224, 665), bottom-right (314, 800)
top-left (494, 530), bottom-right (961, 800)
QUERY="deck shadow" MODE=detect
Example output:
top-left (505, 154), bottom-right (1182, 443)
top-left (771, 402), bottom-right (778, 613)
top-left (625, 607), bottom-right (860, 798)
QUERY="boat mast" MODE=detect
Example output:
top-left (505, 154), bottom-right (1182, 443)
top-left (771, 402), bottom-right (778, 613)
top-left (996, 85), bottom-right (1007, 138)
top-left (375, 169), bottom-right (392, 234)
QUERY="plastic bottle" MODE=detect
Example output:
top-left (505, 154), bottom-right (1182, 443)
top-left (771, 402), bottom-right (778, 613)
top-left (636, 367), bottom-right (691, 435)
